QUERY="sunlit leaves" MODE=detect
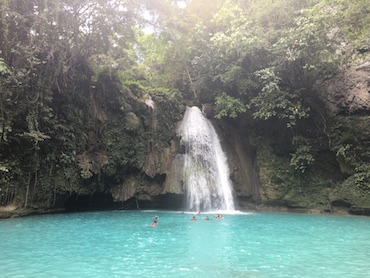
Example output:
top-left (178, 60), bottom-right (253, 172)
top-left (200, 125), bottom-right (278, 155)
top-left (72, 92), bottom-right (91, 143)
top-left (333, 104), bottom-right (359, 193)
top-left (214, 92), bottom-right (246, 119)
top-left (311, 0), bottom-right (370, 51)
top-left (273, 12), bottom-right (338, 75)
top-left (290, 136), bottom-right (315, 173)
top-left (331, 116), bottom-right (370, 171)
top-left (0, 59), bottom-right (10, 74)
top-left (354, 164), bottom-right (370, 189)
top-left (211, 0), bottom-right (258, 58)
top-left (290, 145), bottom-right (315, 173)
top-left (250, 68), bottom-right (310, 127)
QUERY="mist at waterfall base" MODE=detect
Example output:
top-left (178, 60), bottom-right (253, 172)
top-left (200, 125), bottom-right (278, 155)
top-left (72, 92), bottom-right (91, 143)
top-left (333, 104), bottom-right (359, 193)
top-left (1, 210), bottom-right (370, 278)
top-left (178, 106), bottom-right (235, 212)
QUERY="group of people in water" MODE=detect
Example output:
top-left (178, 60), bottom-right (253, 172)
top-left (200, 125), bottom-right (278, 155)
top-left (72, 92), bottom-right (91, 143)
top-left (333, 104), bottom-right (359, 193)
top-left (152, 212), bottom-right (224, 226)
top-left (191, 211), bottom-right (224, 221)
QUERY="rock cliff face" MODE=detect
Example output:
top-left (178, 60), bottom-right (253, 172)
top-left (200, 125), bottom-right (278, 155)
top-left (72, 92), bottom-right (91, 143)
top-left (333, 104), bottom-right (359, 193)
top-left (109, 89), bottom-right (370, 215)
top-left (109, 105), bottom-right (262, 211)
top-left (322, 62), bottom-right (370, 113)
top-left (62, 59), bottom-right (370, 215)
top-left (249, 59), bottom-right (370, 216)
top-left (211, 120), bottom-right (261, 208)
top-left (109, 137), bottom-right (183, 205)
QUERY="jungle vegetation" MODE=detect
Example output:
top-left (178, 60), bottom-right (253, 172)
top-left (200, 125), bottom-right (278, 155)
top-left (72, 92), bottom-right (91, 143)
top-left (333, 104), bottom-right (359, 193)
top-left (0, 0), bottom-right (369, 211)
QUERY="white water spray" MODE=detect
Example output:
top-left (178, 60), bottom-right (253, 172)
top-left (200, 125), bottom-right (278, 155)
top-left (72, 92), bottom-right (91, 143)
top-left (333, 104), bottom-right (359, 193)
top-left (177, 106), bottom-right (235, 212)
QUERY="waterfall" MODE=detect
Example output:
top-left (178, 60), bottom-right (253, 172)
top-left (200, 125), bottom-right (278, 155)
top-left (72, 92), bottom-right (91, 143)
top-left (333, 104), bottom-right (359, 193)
top-left (177, 106), bottom-right (235, 212)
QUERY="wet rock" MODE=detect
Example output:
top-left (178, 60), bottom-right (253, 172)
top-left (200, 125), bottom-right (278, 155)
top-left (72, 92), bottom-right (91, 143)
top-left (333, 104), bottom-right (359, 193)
top-left (321, 63), bottom-right (370, 113)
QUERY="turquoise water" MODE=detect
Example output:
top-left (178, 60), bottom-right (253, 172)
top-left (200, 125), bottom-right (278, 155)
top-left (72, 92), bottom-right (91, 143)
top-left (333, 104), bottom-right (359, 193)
top-left (1, 211), bottom-right (369, 278)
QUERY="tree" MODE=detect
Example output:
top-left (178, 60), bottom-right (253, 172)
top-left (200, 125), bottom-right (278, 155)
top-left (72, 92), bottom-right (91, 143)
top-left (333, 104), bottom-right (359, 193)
top-left (0, 0), bottom-right (149, 208)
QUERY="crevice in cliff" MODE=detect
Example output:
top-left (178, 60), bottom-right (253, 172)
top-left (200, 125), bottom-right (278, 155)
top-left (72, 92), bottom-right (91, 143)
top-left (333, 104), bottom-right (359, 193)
top-left (137, 194), bottom-right (185, 210)
top-left (63, 192), bottom-right (120, 212)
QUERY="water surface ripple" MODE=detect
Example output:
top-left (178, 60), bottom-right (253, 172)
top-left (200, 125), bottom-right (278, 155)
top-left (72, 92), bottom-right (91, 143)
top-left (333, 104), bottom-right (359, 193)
top-left (1, 211), bottom-right (369, 278)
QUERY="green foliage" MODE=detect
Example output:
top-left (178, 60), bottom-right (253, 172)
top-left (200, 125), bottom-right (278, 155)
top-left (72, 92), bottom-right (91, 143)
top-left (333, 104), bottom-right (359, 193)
top-left (21, 110), bottom-right (51, 145)
top-left (0, 0), bottom-right (159, 208)
top-left (250, 68), bottom-right (310, 127)
top-left (290, 136), bottom-right (316, 173)
top-left (1, 0), bottom-right (370, 210)
top-left (248, 0), bottom-right (311, 31)
top-left (211, 2), bottom-right (259, 59)
top-left (214, 92), bottom-right (246, 119)
top-left (256, 144), bottom-right (295, 189)
top-left (0, 165), bottom-right (9, 172)
top-left (80, 168), bottom-right (93, 179)
top-left (125, 112), bottom-right (141, 131)
top-left (0, 59), bottom-right (10, 74)
top-left (310, 0), bottom-right (370, 51)
top-left (353, 163), bottom-right (370, 189)
top-left (256, 138), bottom-right (339, 210)
top-left (353, 164), bottom-right (370, 189)
top-left (290, 145), bottom-right (315, 173)
top-left (273, 6), bottom-right (340, 78)
top-left (336, 144), bottom-right (353, 163)
top-left (149, 87), bottom-right (183, 139)
top-left (330, 115), bottom-right (370, 189)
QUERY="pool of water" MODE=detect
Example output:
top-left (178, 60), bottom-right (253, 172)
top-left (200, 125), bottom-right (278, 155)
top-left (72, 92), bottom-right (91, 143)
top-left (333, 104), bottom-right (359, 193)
top-left (1, 210), bottom-right (369, 277)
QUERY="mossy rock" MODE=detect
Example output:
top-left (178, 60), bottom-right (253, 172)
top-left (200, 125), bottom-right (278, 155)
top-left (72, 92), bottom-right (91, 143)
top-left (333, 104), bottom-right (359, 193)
top-left (330, 177), bottom-right (370, 209)
top-left (125, 112), bottom-right (141, 131)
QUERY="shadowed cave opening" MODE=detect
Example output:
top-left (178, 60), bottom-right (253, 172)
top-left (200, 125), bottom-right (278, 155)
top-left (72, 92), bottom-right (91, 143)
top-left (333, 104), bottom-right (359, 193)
top-left (63, 192), bottom-right (120, 212)
top-left (63, 193), bottom-right (185, 212)
top-left (133, 194), bottom-right (185, 211)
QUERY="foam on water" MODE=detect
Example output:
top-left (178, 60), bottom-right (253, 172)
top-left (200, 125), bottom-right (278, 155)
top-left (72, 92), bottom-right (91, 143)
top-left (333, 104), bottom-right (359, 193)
top-left (1, 211), bottom-right (369, 278)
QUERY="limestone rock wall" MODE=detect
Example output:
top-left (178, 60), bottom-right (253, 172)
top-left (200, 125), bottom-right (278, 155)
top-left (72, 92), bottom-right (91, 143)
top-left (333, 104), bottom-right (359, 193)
top-left (211, 120), bottom-right (261, 206)
top-left (110, 138), bottom-right (183, 204)
top-left (322, 61), bottom-right (370, 113)
top-left (112, 107), bottom-right (261, 209)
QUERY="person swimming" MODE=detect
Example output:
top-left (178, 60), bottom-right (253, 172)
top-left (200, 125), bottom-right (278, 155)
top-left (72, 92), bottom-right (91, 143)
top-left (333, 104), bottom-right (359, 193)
top-left (205, 216), bottom-right (210, 220)
top-left (191, 216), bottom-right (196, 221)
top-left (151, 220), bottom-right (157, 226)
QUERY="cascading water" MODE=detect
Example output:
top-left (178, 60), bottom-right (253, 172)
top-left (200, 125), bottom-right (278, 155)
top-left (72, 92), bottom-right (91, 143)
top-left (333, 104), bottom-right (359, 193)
top-left (177, 106), bottom-right (235, 212)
